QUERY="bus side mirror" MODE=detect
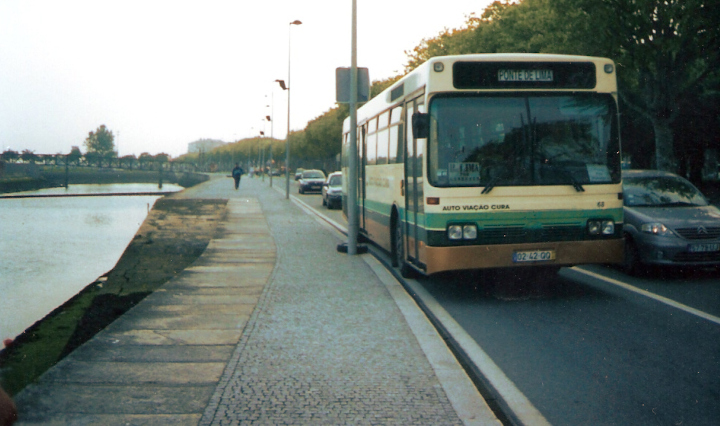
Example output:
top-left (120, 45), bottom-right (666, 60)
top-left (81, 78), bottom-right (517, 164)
top-left (412, 112), bottom-right (429, 139)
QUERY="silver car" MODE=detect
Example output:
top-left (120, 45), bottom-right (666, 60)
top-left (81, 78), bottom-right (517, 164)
top-left (622, 169), bottom-right (720, 274)
top-left (298, 169), bottom-right (326, 194)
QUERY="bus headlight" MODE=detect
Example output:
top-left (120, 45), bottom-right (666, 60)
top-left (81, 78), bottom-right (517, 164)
top-left (448, 224), bottom-right (477, 240)
top-left (601, 220), bottom-right (615, 235)
top-left (448, 225), bottom-right (463, 240)
top-left (588, 219), bottom-right (615, 236)
top-left (463, 224), bottom-right (477, 239)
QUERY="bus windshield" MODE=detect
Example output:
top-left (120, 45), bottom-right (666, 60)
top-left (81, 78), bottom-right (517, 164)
top-left (428, 93), bottom-right (621, 188)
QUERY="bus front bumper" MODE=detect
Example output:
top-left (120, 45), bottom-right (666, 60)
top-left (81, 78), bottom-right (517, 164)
top-left (420, 239), bottom-right (624, 275)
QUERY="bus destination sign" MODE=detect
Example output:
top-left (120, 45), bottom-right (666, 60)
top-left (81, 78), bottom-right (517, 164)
top-left (453, 61), bottom-right (596, 89)
top-left (498, 69), bottom-right (553, 82)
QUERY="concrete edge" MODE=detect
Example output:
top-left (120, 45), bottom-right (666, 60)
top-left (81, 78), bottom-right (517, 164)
top-left (401, 278), bottom-right (552, 426)
top-left (362, 255), bottom-right (502, 426)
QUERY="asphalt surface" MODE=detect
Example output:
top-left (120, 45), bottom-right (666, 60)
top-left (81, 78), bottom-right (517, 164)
top-left (294, 182), bottom-right (720, 426)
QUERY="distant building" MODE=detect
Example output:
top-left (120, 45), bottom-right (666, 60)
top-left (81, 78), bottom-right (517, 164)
top-left (188, 139), bottom-right (226, 154)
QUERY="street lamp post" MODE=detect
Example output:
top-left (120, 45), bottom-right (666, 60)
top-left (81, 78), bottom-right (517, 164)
top-left (266, 107), bottom-right (273, 187)
top-left (347, 0), bottom-right (359, 255)
top-left (278, 19), bottom-right (302, 199)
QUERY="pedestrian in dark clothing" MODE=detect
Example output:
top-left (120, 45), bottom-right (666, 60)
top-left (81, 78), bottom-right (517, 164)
top-left (232, 163), bottom-right (244, 190)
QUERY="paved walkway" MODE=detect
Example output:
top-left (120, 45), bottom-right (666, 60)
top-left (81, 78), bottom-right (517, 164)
top-left (13, 176), bottom-right (499, 425)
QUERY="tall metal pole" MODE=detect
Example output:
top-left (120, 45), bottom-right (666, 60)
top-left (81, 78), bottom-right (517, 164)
top-left (261, 145), bottom-right (265, 182)
top-left (269, 93), bottom-right (274, 187)
top-left (347, 0), bottom-right (359, 255)
top-left (285, 20), bottom-right (302, 199)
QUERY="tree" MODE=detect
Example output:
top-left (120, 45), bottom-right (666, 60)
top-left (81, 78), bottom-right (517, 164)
top-left (20, 149), bottom-right (38, 164)
top-left (68, 146), bottom-right (82, 165)
top-left (138, 152), bottom-right (153, 169)
top-left (84, 125), bottom-right (116, 158)
top-left (602, 0), bottom-right (720, 173)
top-left (401, 0), bottom-right (720, 178)
top-left (1, 150), bottom-right (19, 163)
top-left (120, 154), bottom-right (137, 169)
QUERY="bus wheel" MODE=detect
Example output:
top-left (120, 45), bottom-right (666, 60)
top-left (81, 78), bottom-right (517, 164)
top-left (393, 219), bottom-right (415, 278)
top-left (391, 216), bottom-right (401, 267)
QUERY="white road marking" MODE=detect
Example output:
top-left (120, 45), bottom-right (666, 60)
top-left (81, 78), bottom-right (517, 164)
top-left (570, 267), bottom-right (720, 326)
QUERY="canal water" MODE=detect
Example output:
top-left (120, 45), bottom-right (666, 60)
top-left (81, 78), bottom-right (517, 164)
top-left (0, 183), bottom-right (182, 341)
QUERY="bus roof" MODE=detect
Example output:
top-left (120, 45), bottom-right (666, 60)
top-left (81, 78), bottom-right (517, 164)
top-left (343, 53), bottom-right (616, 132)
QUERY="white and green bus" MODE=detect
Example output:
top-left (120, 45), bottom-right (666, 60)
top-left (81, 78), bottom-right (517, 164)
top-left (342, 54), bottom-right (623, 277)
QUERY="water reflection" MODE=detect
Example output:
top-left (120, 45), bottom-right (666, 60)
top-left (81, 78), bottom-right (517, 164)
top-left (0, 184), bottom-right (182, 340)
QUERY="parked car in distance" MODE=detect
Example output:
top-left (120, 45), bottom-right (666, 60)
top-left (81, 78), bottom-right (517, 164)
top-left (298, 170), bottom-right (326, 194)
top-left (294, 168), bottom-right (304, 181)
top-left (322, 172), bottom-right (342, 209)
top-left (622, 169), bottom-right (720, 275)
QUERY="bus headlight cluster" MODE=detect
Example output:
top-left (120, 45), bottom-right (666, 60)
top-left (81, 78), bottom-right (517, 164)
top-left (587, 219), bottom-right (615, 236)
top-left (448, 224), bottom-right (477, 240)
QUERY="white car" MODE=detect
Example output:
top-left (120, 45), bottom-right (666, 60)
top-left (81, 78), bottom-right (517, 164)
top-left (322, 172), bottom-right (342, 209)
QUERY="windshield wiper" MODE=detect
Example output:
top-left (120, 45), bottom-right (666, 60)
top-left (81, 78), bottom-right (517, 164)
top-left (481, 175), bottom-right (504, 194)
top-left (548, 164), bottom-right (585, 192)
top-left (568, 175), bottom-right (585, 192)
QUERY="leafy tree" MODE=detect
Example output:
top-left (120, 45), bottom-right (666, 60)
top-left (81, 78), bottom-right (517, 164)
top-left (402, 0), bottom-right (720, 179)
top-left (1, 150), bottom-right (19, 163)
top-left (405, 25), bottom-right (479, 72)
top-left (138, 152), bottom-right (153, 169)
top-left (599, 0), bottom-right (720, 173)
top-left (120, 154), bottom-right (137, 169)
top-left (84, 125), bottom-right (116, 158)
top-left (68, 146), bottom-right (82, 165)
top-left (20, 149), bottom-right (38, 164)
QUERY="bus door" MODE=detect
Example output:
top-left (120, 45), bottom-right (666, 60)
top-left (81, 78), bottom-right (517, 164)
top-left (359, 124), bottom-right (367, 231)
top-left (404, 98), bottom-right (424, 264)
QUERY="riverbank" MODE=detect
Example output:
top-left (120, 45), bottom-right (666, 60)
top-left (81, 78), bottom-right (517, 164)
top-left (0, 194), bottom-right (228, 396)
top-left (0, 167), bottom-right (209, 194)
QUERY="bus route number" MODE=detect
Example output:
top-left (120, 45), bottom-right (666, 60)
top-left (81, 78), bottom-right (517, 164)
top-left (512, 250), bottom-right (556, 263)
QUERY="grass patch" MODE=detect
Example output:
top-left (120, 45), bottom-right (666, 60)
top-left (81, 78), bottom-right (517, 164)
top-left (0, 288), bottom-right (96, 395)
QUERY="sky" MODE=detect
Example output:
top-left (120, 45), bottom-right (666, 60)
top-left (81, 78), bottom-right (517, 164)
top-left (0, 1), bottom-right (493, 158)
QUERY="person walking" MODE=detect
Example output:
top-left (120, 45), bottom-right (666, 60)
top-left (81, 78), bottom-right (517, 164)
top-left (232, 163), bottom-right (244, 190)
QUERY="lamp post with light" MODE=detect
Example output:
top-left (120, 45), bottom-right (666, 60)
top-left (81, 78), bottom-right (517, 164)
top-left (276, 19), bottom-right (302, 199)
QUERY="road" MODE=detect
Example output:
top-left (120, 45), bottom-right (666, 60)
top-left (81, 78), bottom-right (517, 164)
top-left (283, 179), bottom-right (720, 425)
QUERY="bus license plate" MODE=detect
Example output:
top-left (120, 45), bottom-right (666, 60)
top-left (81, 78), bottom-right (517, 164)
top-left (688, 243), bottom-right (720, 253)
top-left (513, 250), bottom-right (556, 263)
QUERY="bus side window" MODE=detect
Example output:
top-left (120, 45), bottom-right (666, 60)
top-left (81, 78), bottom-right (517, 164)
top-left (389, 106), bottom-right (403, 164)
top-left (367, 132), bottom-right (377, 165)
top-left (389, 125), bottom-right (399, 163)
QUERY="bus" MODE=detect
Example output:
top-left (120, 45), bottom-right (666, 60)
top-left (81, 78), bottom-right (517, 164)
top-left (341, 54), bottom-right (623, 277)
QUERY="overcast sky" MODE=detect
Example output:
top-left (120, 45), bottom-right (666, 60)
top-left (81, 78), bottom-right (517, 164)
top-left (0, 1), bottom-right (492, 158)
